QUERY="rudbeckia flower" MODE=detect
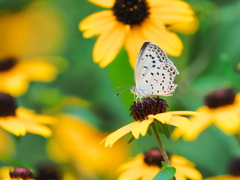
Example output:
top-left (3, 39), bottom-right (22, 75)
top-left (0, 93), bottom-right (56, 137)
top-left (47, 114), bottom-right (129, 179)
top-left (172, 89), bottom-right (240, 141)
top-left (118, 148), bottom-right (202, 180)
top-left (0, 1), bottom-right (64, 96)
top-left (79, 0), bottom-right (197, 68)
top-left (0, 167), bottom-right (35, 180)
top-left (204, 157), bottom-right (240, 180)
top-left (102, 97), bottom-right (198, 147)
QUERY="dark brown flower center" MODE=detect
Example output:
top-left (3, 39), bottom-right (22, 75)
top-left (113, 0), bottom-right (150, 26)
top-left (10, 167), bottom-right (34, 179)
top-left (229, 157), bottom-right (240, 176)
top-left (36, 164), bottom-right (62, 180)
top-left (0, 57), bottom-right (17, 72)
top-left (0, 93), bottom-right (17, 117)
top-left (144, 148), bottom-right (168, 167)
top-left (130, 97), bottom-right (168, 121)
top-left (204, 89), bottom-right (236, 109)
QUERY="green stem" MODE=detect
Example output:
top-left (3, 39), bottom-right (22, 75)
top-left (151, 122), bottom-right (171, 165)
top-left (151, 122), bottom-right (176, 180)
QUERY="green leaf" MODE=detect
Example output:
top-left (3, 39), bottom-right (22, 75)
top-left (161, 123), bottom-right (171, 139)
top-left (161, 161), bottom-right (169, 168)
top-left (155, 121), bottom-right (164, 134)
top-left (147, 126), bottom-right (153, 136)
top-left (152, 166), bottom-right (176, 180)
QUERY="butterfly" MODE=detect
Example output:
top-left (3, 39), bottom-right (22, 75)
top-left (130, 41), bottom-right (179, 98)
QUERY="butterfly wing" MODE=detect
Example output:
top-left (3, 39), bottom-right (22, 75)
top-left (134, 42), bottom-right (179, 97)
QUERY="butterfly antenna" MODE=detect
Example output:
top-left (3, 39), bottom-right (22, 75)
top-left (115, 87), bottom-right (131, 96)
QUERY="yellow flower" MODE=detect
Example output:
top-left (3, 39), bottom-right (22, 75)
top-left (204, 157), bottom-right (240, 180)
top-left (102, 97), bottom-right (198, 147)
top-left (0, 1), bottom-right (64, 96)
top-left (172, 89), bottom-right (240, 141)
top-left (117, 148), bottom-right (202, 180)
top-left (47, 114), bottom-right (129, 179)
top-left (0, 93), bottom-right (56, 137)
top-left (0, 167), bottom-right (35, 180)
top-left (79, 0), bottom-right (196, 68)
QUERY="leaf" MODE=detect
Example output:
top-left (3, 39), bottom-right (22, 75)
top-left (161, 123), bottom-right (171, 139)
top-left (152, 166), bottom-right (176, 180)
top-left (155, 121), bottom-right (171, 139)
top-left (147, 126), bottom-right (153, 136)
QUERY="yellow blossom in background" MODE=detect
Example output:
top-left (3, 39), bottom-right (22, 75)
top-left (117, 149), bottom-right (202, 180)
top-left (47, 114), bottom-right (129, 179)
top-left (172, 89), bottom-right (240, 141)
top-left (0, 0), bottom-right (65, 96)
top-left (0, 93), bottom-right (57, 137)
top-left (79, 0), bottom-right (197, 68)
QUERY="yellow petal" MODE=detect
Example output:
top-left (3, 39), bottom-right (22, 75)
top-left (150, 0), bottom-right (194, 24)
top-left (167, 116), bottom-right (190, 129)
top-left (172, 111), bottom-right (213, 141)
top-left (79, 10), bottom-right (116, 38)
top-left (103, 122), bottom-right (138, 148)
top-left (87, 0), bottom-right (115, 8)
top-left (93, 21), bottom-right (127, 67)
top-left (17, 59), bottom-right (57, 82)
top-left (167, 111), bottom-right (199, 116)
top-left (131, 119), bottom-right (153, 139)
top-left (0, 118), bottom-right (26, 136)
top-left (148, 113), bottom-right (172, 124)
top-left (117, 166), bottom-right (146, 180)
top-left (204, 175), bottom-right (238, 180)
top-left (118, 154), bottom-right (144, 172)
top-left (212, 106), bottom-right (240, 134)
top-left (125, 26), bottom-right (148, 68)
top-left (141, 17), bottom-right (183, 56)
top-left (142, 167), bottom-right (160, 180)
top-left (175, 166), bottom-right (202, 180)
top-left (168, 16), bottom-right (199, 35)
top-left (171, 155), bottom-right (194, 166)
top-left (23, 123), bottom-right (52, 137)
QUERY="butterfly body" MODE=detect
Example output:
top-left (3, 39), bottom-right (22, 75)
top-left (131, 41), bottom-right (179, 99)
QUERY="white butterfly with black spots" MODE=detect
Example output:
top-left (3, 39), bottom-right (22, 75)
top-left (130, 41), bottom-right (179, 98)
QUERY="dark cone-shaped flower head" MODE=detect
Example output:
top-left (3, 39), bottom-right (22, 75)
top-left (229, 157), bottom-right (240, 176)
top-left (144, 148), bottom-right (169, 167)
top-left (0, 57), bottom-right (17, 72)
top-left (10, 167), bottom-right (34, 179)
top-left (0, 92), bottom-right (17, 117)
top-left (204, 88), bottom-right (236, 109)
top-left (130, 97), bottom-right (169, 121)
top-left (36, 164), bottom-right (62, 180)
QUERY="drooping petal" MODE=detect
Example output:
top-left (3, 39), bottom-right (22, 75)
top-left (118, 155), bottom-right (144, 172)
top-left (79, 10), bottom-right (116, 38)
top-left (175, 165), bottom-right (202, 180)
top-left (131, 119), bottom-right (154, 139)
top-left (87, 0), bottom-right (115, 8)
top-left (141, 17), bottom-right (183, 56)
top-left (93, 21), bottom-right (127, 67)
top-left (103, 122), bottom-right (138, 148)
top-left (23, 123), bottom-right (52, 137)
top-left (142, 166), bottom-right (160, 180)
top-left (170, 155), bottom-right (194, 166)
top-left (0, 118), bottom-right (26, 136)
top-left (204, 175), bottom-right (239, 180)
top-left (149, 0), bottom-right (194, 24)
top-left (172, 108), bottom-right (213, 141)
top-left (125, 26), bottom-right (148, 68)
top-left (166, 116), bottom-right (190, 129)
top-left (117, 166), bottom-right (146, 180)
top-left (148, 113), bottom-right (172, 124)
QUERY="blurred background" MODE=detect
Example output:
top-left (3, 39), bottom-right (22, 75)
top-left (0, 0), bottom-right (239, 179)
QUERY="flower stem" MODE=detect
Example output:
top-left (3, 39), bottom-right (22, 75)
top-left (151, 122), bottom-right (176, 180)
